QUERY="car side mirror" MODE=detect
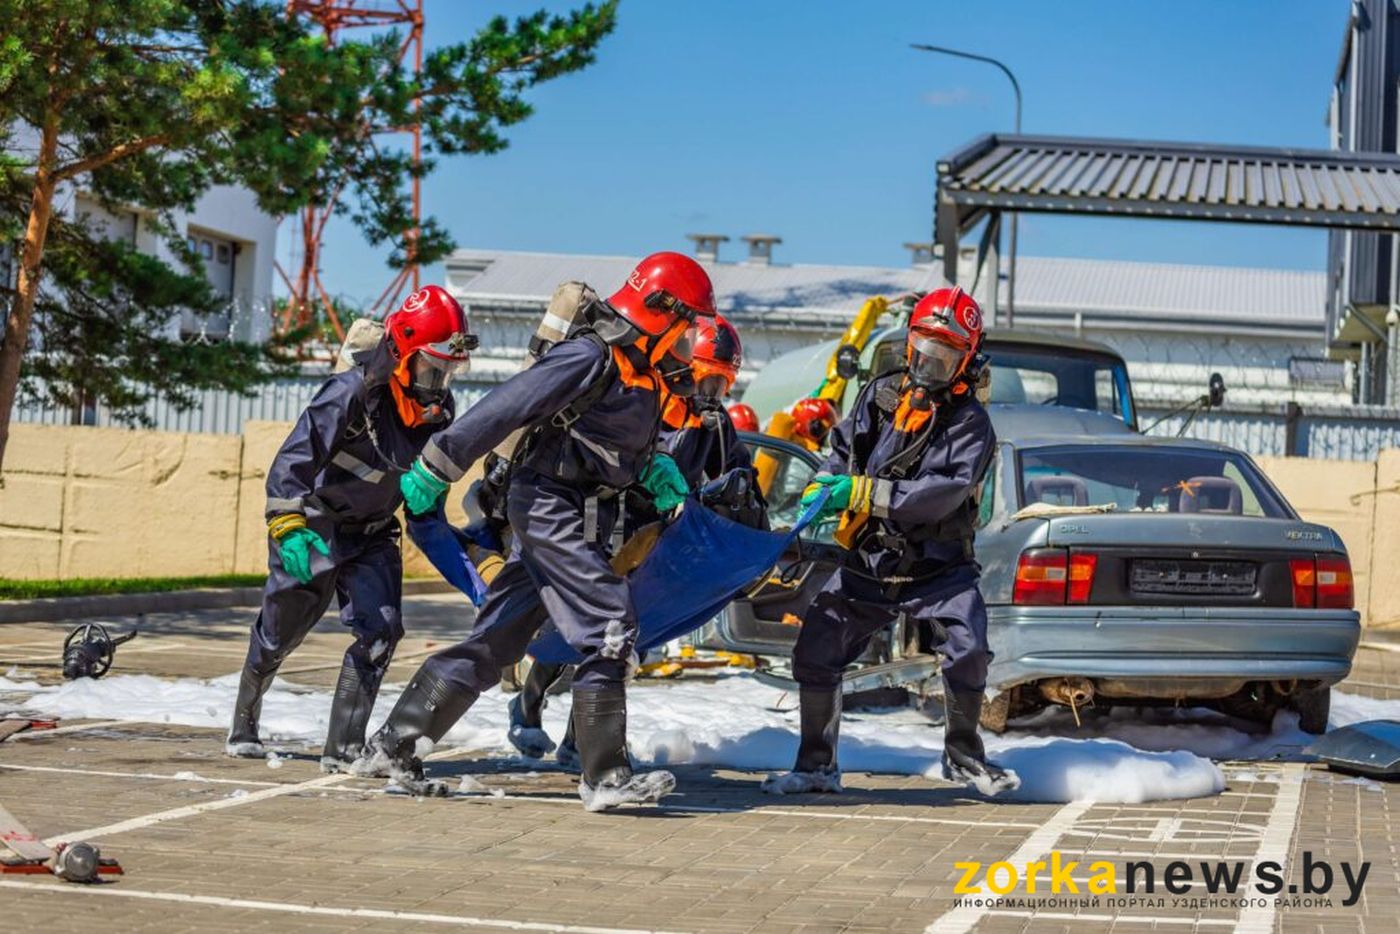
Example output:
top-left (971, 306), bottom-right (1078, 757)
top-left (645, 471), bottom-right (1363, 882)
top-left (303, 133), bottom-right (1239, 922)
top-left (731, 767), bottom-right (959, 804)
top-left (835, 343), bottom-right (861, 380)
top-left (1207, 372), bottom-right (1226, 408)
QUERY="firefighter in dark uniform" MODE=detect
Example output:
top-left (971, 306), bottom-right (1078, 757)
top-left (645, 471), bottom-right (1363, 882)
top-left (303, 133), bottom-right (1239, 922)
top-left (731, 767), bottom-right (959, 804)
top-left (227, 286), bottom-right (475, 771)
top-left (361, 252), bottom-right (714, 811)
top-left (506, 314), bottom-right (761, 764)
top-left (764, 287), bottom-right (1020, 797)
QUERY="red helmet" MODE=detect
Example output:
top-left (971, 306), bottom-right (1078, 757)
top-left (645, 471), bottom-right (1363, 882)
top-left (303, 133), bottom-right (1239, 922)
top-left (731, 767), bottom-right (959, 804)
top-left (693, 314), bottom-right (742, 399)
top-left (608, 251), bottom-right (717, 337)
top-left (907, 286), bottom-right (982, 389)
top-left (791, 397), bottom-right (838, 446)
top-left (384, 285), bottom-right (477, 400)
top-left (727, 402), bottom-right (759, 433)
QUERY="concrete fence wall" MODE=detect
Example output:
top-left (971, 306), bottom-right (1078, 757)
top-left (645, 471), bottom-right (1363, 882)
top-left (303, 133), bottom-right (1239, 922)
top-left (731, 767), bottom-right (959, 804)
top-left (2, 422), bottom-right (1397, 628)
top-left (0, 422), bottom-right (473, 583)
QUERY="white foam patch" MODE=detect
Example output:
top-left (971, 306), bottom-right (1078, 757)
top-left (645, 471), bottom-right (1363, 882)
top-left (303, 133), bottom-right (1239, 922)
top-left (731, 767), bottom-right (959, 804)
top-left (7, 671), bottom-right (1399, 804)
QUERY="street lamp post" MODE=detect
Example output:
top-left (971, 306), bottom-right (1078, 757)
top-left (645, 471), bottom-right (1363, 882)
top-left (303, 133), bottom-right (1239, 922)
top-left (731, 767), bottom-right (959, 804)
top-left (911, 43), bottom-right (1022, 329)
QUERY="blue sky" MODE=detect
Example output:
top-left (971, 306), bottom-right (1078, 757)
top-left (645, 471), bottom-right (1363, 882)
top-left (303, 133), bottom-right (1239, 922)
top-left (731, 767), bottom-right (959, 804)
top-left (299, 0), bottom-right (1349, 305)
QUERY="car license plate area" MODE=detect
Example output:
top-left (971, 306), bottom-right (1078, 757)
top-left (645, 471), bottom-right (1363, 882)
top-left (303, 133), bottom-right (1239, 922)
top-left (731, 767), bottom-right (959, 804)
top-left (1130, 559), bottom-right (1257, 597)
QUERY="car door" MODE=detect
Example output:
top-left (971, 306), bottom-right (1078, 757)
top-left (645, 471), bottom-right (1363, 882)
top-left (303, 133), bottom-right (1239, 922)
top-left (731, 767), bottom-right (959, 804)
top-left (708, 433), bottom-right (847, 656)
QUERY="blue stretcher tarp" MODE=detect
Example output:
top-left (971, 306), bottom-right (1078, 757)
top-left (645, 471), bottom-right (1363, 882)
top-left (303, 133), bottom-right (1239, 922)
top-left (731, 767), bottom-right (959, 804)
top-left (406, 490), bottom-right (830, 664)
top-left (405, 509), bottom-right (491, 607)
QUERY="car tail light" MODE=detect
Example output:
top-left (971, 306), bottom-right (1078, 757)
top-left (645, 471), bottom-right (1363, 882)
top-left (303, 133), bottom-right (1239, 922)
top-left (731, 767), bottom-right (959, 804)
top-left (1014, 549), bottom-right (1068, 605)
top-left (1067, 553), bottom-right (1098, 604)
top-left (1290, 556), bottom-right (1354, 609)
top-left (1315, 556), bottom-right (1354, 609)
top-left (1290, 559), bottom-right (1316, 608)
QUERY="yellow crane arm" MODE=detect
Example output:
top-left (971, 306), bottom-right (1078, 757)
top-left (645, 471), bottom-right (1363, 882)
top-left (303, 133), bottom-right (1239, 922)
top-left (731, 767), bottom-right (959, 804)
top-left (815, 295), bottom-right (891, 404)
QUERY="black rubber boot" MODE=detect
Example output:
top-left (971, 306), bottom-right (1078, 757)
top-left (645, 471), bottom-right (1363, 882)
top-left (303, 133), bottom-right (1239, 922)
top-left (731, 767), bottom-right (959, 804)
top-left (507, 661), bottom-right (565, 758)
top-left (555, 710), bottom-right (580, 770)
top-left (356, 671), bottom-right (476, 796)
top-left (226, 667), bottom-right (275, 757)
top-left (762, 687), bottom-right (843, 794)
top-left (941, 687), bottom-right (1020, 796)
top-left (321, 658), bottom-right (382, 772)
top-left (573, 684), bottom-right (674, 811)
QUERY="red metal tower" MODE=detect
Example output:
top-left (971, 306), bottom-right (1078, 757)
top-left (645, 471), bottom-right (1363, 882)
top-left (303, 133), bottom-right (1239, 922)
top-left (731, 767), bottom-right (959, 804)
top-left (278, 0), bottom-right (425, 341)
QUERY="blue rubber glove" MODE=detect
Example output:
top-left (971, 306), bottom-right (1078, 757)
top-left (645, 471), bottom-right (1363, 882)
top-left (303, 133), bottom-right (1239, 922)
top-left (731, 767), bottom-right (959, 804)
top-left (640, 453), bottom-right (690, 513)
top-left (276, 527), bottom-right (330, 584)
top-left (400, 459), bottom-right (450, 516)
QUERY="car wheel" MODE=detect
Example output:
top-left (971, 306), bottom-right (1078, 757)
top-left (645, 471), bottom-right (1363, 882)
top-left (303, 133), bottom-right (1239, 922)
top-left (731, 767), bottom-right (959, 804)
top-left (980, 691), bottom-right (1011, 734)
top-left (1289, 685), bottom-right (1331, 735)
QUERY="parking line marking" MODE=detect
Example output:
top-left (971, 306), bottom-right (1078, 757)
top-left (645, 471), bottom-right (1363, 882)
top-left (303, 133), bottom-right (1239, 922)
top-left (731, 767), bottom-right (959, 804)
top-left (1233, 764), bottom-right (1305, 934)
top-left (39, 743), bottom-right (480, 845)
top-left (989, 910), bottom-right (1233, 927)
top-left (44, 772), bottom-right (354, 845)
top-left (0, 879), bottom-right (683, 934)
top-left (924, 799), bottom-right (1093, 934)
top-left (0, 762), bottom-right (282, 787)
top-left (6, 720), bottom-right (133, 740)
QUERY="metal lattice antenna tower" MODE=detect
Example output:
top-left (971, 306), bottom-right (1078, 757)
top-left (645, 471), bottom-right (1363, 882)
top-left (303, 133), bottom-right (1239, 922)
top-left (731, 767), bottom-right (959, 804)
top-left (278, 0), bottom-right (424, 341)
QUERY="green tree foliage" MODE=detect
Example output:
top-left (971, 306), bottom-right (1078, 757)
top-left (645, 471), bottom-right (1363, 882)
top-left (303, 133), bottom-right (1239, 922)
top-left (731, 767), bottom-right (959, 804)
top-left (0, 0), bottom-right (617, 466)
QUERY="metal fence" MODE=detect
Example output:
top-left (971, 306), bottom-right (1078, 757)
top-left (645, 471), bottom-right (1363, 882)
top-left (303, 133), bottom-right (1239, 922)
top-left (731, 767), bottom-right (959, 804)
top-left (12, 379), bottom-right (492, 436)
top-left (14, 310), bottom-right (1400, 461)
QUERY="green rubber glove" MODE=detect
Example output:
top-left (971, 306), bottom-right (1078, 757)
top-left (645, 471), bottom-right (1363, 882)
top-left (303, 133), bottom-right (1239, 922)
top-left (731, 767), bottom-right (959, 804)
top-left (800, 473), bottom-right (853, 521)
top-left (276, 527), bottom-right (330, 584)
top-left (640, 453), bottom-right (690, 513)
top-left (400, 459), bottom-right (450, 516)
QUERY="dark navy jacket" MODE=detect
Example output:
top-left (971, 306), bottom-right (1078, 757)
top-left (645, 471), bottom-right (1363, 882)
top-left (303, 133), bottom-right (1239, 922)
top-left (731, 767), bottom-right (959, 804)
top-left (822, 374), bottom-right (995, 576)
top-left (662, 409), bottom-right (751, 487)
top-left (421, 337), bottom-right (661, 492)
top-left (265, 342), bottom-right (451, 527)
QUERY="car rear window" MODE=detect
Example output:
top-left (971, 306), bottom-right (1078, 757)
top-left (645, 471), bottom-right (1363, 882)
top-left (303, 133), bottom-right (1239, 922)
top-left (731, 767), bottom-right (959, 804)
top-left (1018, 446), bottom-right (1289, 518)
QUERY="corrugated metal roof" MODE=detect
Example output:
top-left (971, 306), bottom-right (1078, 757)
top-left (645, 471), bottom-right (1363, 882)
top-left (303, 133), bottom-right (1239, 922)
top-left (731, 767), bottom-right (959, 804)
top-left (939, 134), bottom-right (1400, 229)
top-left (1013, 256), bottom-right (1325, 324)
top-left (447, 249), bottom-right (1325, 328)
top-left (447, 250), bottom-right (944, 319)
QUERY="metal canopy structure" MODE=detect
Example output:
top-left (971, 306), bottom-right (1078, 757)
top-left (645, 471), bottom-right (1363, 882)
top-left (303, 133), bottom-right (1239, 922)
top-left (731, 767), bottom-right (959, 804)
top-left (935, 133), bottom-right (1400, 301)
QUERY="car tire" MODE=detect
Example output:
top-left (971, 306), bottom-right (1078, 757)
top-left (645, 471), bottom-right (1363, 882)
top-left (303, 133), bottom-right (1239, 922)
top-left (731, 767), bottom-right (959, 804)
top-left (1289, 685), bottom-right (1331, 735)
top-left (980, 691), bottom-right (1012, 734)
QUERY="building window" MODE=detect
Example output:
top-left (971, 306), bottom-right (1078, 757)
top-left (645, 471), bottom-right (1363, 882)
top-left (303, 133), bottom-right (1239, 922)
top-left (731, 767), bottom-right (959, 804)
top-left (1289, 356), bottom-right (1346, 388)
top-left (216, 244), bottom-right (230, 264)
top-left (201, 239), bottom-right (213, 260)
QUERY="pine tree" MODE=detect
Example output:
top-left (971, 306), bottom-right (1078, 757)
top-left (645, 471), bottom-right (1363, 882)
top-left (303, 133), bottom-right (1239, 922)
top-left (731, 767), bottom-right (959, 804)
top-left (0, 0), bottom-right (617, 469)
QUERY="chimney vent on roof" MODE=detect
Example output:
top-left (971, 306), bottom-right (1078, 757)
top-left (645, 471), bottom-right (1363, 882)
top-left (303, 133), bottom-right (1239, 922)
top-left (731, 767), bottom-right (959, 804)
top-left (741, 234), bottom-right (782, 266)
top-left (685, 233), bottom-right (729, 264)
top-left (903, 242), bottom-right (936, 266)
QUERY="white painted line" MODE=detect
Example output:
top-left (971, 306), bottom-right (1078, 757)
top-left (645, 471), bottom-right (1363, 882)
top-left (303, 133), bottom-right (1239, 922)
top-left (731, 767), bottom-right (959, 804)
top-left (924, 799), bottom-right (1093, 934)
top-left (44, 772), bottom-right (355, 845)
top-left (989, 910), bottom-right (1233, 927)
top-left (670, 803), bottom-right (1040, 829)
top-left (1233, 763), bottom-right (1306, 934)
top-left (1357, 640), bottom-right (1400, 654)
top-left (0, 879), bottom-right (683, 934)
top-left (0, 762), bottom-right (281, 788)
top-left (6, 719), bottom-right (134, 740)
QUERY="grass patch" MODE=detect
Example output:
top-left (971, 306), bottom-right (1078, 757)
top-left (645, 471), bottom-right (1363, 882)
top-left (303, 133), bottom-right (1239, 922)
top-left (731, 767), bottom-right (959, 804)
top-left (0, 574), bottom-right (267, 601)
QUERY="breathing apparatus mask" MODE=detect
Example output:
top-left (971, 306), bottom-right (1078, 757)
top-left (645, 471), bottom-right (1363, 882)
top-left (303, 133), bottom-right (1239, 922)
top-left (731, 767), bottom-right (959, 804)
top-left (905, 331), bottom-right (970, 410)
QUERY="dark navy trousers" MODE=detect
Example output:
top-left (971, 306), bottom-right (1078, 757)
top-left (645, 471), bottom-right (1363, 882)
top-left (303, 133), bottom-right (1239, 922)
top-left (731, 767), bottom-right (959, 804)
top-left (792, 562), bottom-right (990, 694)
top-left (415, 468), bottom-right (637, 699)
top-left (243, 520), bottom-right (405, 692)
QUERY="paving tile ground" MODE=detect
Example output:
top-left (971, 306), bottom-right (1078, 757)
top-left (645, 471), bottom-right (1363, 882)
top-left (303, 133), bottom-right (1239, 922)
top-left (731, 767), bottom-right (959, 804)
top-left (1, 600), bottom-right (1397, 932)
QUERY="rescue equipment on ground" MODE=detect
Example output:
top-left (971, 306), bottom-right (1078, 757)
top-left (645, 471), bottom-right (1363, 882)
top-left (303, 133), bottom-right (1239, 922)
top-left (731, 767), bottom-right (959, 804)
top-left (62, 622), bottom-right (139, 680)
top-left (0, 801), bottom-right (122, 881)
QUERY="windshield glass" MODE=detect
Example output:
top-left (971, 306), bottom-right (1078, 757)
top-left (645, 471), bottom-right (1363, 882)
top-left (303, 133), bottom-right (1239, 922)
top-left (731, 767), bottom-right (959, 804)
top-left (1018, 445), bottom-right (1289, 518)
top-left (988, 345), bottom-right (1135, 426)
